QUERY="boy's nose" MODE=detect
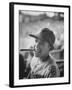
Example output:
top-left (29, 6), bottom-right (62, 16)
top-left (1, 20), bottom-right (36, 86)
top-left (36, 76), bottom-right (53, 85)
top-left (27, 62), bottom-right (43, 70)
top-left (34, 43), bottom-right (39, 50)
top-left (36, 43), bottom-right (39, 48)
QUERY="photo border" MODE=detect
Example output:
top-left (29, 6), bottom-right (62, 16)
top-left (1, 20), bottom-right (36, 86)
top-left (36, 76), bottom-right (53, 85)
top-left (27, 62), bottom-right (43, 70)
top-left (9, 2), bottom-right (70, 88)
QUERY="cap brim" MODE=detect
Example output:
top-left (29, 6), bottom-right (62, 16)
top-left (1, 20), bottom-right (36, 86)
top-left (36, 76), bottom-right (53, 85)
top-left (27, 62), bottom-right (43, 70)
top-left (29, 34), bottom-right (41, 40)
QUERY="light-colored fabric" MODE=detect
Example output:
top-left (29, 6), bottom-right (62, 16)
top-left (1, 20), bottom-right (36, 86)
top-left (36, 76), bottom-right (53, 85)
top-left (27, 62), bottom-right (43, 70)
top-left (29, 56), bottom-right (60, 78)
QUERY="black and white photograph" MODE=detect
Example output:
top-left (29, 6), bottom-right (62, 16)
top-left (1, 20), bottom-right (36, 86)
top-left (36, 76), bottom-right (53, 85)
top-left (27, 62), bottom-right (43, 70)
top-left (9, 2), bottom-right (70, 87)
top-left (19, 11), bottom-right (64, 79)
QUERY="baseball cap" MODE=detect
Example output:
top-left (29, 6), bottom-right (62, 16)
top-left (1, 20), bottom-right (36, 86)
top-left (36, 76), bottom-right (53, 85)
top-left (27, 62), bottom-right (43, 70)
top-left (29, 28), bottom-right (55, 48)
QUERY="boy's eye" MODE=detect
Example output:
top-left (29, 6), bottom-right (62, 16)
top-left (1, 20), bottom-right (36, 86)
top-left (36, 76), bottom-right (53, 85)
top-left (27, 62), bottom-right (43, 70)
top-left (35, 39), bottom-right (44, 45)
top-left (35, 39), bottom-right (38, 43)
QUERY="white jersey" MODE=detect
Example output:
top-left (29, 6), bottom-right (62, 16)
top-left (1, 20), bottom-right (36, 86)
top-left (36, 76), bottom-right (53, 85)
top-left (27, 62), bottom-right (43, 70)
top-left (28, 56), bottom-right (60, 78)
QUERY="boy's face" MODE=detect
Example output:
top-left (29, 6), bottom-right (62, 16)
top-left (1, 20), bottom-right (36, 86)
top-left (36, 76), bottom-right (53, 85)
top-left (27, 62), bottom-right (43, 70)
top-left (34, 38), bottom-right (50, 59)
